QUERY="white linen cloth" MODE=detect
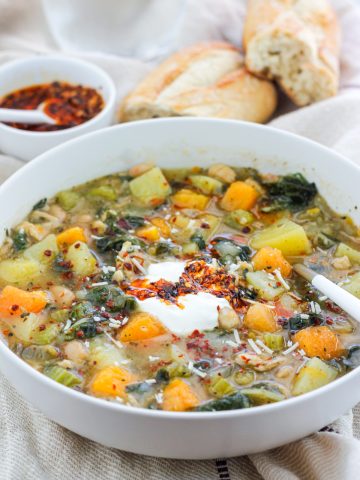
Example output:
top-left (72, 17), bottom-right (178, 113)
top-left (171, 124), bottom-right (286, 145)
top-left (0, 1), bottom-right (360, 478)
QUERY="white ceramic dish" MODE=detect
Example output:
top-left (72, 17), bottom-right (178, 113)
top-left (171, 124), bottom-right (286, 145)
top-left (0, 118), bottom-right (359, 459)
top-left (0, 55), bottom-right (116, 161)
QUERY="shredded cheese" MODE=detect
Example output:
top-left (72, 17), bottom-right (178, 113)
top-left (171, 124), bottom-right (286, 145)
top-left (255, 339), bottom-right (273, 355)
top-left (248, 339), bottom-right (262, 355)
top-left (274, 269), bottom-right (290, 290)
top-left (233, 329), bottom-right (241, 345)
top-left (283, 342), bottom-right (299, 355)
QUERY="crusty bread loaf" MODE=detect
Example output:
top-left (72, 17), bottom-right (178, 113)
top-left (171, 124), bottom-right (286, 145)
top-left (243, 0), bottom-right (340, 106)
top-left (119, 42), bottom-right (277, 123)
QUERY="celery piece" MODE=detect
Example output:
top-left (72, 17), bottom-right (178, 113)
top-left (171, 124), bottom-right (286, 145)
top-left (233, 370), bottom-right (255, 386)
top-left (292, 357), bottom-right (338, 396)
top-left (129, 167), bottom-right (171, 206)
top-left (87, 185), bottom-right (117, 201)
top-left (189, 175), bottom-right (223, 195)
top-left (335, 242), bottom-right (360, 265)
top-left (246, 270), bottom-right (285, 300)
top-left (209, 374), bottom-right (236, 398)
top-left (56, 190), bottom-right (80, 211)
top-left (224, 210), bottom-right (255, 230)
top-left (32, 324), bottom-right (60, 345)
top-left (263, 333), bottom-right (284, 352)
top-left (50, 309), bottom-right (70, 323)
top-left (250, 219), bottom-right (311, 256)
top-left (22, 345), bottom-right (59, 363)
top-left (43, 365), bottom-right (82, 387)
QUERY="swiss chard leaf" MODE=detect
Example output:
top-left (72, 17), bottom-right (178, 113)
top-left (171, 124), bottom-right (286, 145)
top-left (195, 392), bottom-right (250, 411)
top-left (32, 198), bottom-right (47, 211)
top-left (190, 233), bottom-right (206, 250)
top-left (261, 173), bottom-right (317, 212)
top-left (12, 230), bottom-right (28, 251)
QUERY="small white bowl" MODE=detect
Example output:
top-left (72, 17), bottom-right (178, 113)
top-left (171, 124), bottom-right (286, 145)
top-left (0, 55), bottom-right (116, 161)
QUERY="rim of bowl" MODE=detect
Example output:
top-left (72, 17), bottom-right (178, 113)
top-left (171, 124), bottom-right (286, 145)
top-left (1, 117), bottom-right (360, 420)
top-left (0, 55), bottom-right (116, 137)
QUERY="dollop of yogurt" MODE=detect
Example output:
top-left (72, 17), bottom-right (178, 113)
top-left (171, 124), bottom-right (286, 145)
top-left (136, 261), bottom-right (231, 335)
top-left (146, 261), bottom-right (186, 283)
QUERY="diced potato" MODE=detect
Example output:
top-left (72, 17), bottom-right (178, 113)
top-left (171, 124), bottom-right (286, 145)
top-left (188, 175), bottom-right (223, 195)
top-left (198, 214), bottom-right (221, 240)
top-left (252, 246), bottom-right (292, 278)
top-left (246, 270), bottom-right (285, 300)
top-left (129, 167), bottom-right (171, 206)
top-left (250, 219), bottom-right (311, 256)
top-left (89, 336), bottom-right (126, 370)
top-left (335, 242), bottom-right (360, 265)
top-left (0, 286), bottom-right (47, 319)
top-left (56, 190), bottom-right (80, 211)
top-left (0, 258), bottom-right (43, 287)
top-left (118, 312), bottom-right (166, 342)
top-left (136, 225), bottom-right (161, 242)
top-left (224, 209), bottom-right (254, 229)
top-left (162, 378), bottom-right (199, 411)
top-left (293, 326), bottom-right (345, 360)
top-left (57, 227), bottom-right (86, 247)
top-left (90, 366), bottom-right (136, 398)
top-left (243, 303), bottom-right (279, 332)
top-left (8, 312), bottom-right (42, 343)
top-left (220, 181), bottom-right (259, 211)
top-left (182, 242), bottom-right (199, 256)
top-left (150, 217), bottom-right (171, 238)
top-left (344, 272), bottom-right (360, 298)
top-left (23, 234), bottom-right (59, 265)
top-left (292, 357), bottom-right (338, 396)
top-left (65, 241), bottom-right (97, 276)
top-left (171, 189), bottom-right (209, 211)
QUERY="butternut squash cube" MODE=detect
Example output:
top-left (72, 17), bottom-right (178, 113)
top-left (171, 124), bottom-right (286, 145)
top-left (244, 304), bottom-right (279, 332)
top-left (136, 225), bottom-right (161, 242)
top-left (57, 227), bottom-right (86, 247)
top-left (171, 189), bottom-right (209, 210)
top-left (162, 379), bottom-right (199, 411)
top-left (220, 181), bottom-right (259, 211)
top-left (293, 326), bottom-right (345, 360)
top-left (252, 246), bottom-right (292, 278)
top-left (90, 366), bottom-right (136, 398)
top-left (118, 312), bottom-right (166, 343)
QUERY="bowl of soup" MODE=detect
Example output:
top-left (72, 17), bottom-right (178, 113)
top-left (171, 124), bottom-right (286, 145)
top-left (0, 118), bottom-right (359, 459)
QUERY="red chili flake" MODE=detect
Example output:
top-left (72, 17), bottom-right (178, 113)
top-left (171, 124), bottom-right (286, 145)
top-left (112, 384), bottom-right (117, 391)
top-left (74, 243), bottom-right (81, 249)
top-left (10, 304), bottom-right (19, 312)
top-left (44, 249), bottom-right (52, 257)
top-left (0, 81), bottom-right (104, 132)
top-left (200, 222), bottom-right (210, 229)
top-left (76, 330), bottom-right (84, 338)
top-left (38, 324), bottom-right (46, 331)
top-left (96, 326), bottom-right (103, 334)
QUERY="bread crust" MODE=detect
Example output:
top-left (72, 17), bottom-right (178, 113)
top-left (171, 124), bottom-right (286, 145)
top-left (243, 0), bottom-right (340, 106)
top-left (119, 42), bottom-right (277, 123)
